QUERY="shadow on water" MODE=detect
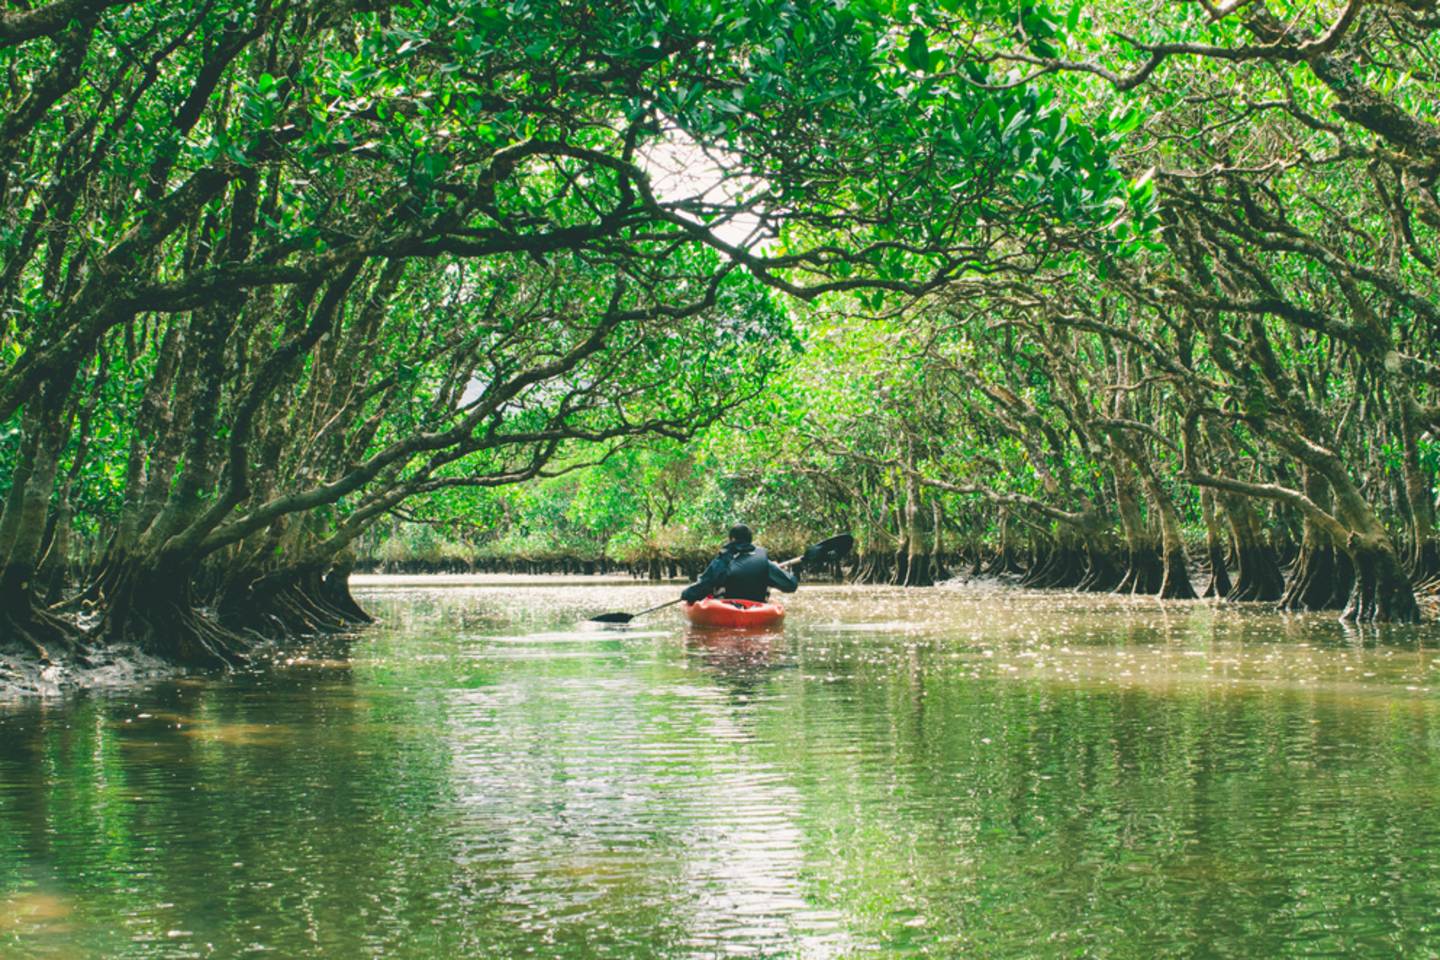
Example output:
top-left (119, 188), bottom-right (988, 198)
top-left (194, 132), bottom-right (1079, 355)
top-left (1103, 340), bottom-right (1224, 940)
top-left (3, 578), bottom-right (1440, 957)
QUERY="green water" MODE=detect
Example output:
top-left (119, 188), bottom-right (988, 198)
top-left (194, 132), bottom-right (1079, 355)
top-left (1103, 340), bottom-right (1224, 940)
top-left (4, 579), bottom-right (1440, 958)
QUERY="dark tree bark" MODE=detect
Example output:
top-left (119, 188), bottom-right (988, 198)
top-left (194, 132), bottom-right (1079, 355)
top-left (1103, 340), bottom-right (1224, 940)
top-left (1112, 467), bottom-right (1163, 594)
top-left (1199, 489), bottom-right (1232, 599)
top-left (1399, 394), bottom-right (1440, 584)
top-left (93, 554), bottom-right (249, 666)
top-left (1344, 541), bottom-right (1422, 624)
top-left (0, 378), bottom-right (83, 659)
top-left (1281, 473), bottom-right (1352, 612)
top-left (1220, 495), bottom-right (1285, 603)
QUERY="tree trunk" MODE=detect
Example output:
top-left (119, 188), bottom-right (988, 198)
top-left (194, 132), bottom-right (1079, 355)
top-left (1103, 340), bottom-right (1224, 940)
top-left (1131, 446), bottom-right (1196, 600)
top-left (1221, 495), bottom-right (1284, 602)
top-left (1283, 539), bottom-right (1353, 612)
top-left (94, 554), bottom-right (249, 666)
top-left (1281, 474), bottom-right (1352, 612)
top-left (930, 498), bottom-right (950, 581)
top-left (1111, 469), bottom-right (1163, 594)
top-left (1200, 489), bottom-right (1232, 599)
top-left (1028, 528), bottom-right (1094, 589)
top-left (987, 512), bottom-right (1022, 575)
top-left (35, 497), bottom-right (74, 606)
top-left (1316, 468), bottom-right (1423, 624)
top-left (1400, 394), bottom-right (1440, 583)
top-left (1020, 538), bottom-right (1054, 586)
top-left (322, 560), bottom-right (373, 624)
top-left (1078, 539), bottom-right (1123, 592)
top-left (1343, 539), bottom-right (1422, 624)
top-left (0, 387), bottom-right (81, 659)
top-left (898, 467), bottom-right (933, 586)
top-left (0, 566), bottom-right (80, 662)
top-left (218, 559), bottom-right (373, 637)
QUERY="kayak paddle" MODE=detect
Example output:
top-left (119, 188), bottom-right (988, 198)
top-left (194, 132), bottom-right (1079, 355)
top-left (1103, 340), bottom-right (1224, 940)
top-left (590, 597), bottom-right (685, 625)
top-left (588, 532), bottom-right (854, 624)
top-left (792, 532), bottom-right (854, 570)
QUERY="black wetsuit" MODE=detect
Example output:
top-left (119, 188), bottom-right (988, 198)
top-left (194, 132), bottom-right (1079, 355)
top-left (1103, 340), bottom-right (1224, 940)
top-left (681, 543), bottom-right (798, 603)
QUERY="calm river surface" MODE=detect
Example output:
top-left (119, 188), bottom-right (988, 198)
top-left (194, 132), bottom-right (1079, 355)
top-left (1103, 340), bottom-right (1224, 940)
top-left (4, 578), bottom-right (1440, 958)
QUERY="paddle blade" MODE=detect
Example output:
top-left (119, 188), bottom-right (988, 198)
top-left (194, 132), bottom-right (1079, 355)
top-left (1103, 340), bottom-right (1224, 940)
top-left (588, 612), bottom-right (634, 624)
top-left (803, 533), bottom-right (854, 565)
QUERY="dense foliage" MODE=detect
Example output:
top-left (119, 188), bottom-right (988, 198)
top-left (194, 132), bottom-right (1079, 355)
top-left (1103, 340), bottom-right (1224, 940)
top-left (370, 0), bottom-right (1440, 628)
top-left (6, 0), bottom-right (1438, 671)
top-left (0, 0), bottom-right (1122, 662)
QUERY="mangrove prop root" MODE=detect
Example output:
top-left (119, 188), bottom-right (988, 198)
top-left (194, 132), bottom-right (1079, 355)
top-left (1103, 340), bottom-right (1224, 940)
top-left (1281, 545), bottom-right (1353, 612)
top-left (1202, 544), bottom-right (1233, 599)
top-left (93, 568), bottom-right (250, 667)
top-left (0, 599), bottom-right (82, 663)
top-left (1116, 545), bottom-right (1165, 595)
top-left (1227, 547), bottom-right (1285, 603)
top-left (1342, 549), bottom-right (1422, 624)
top-left (1159, 548), bottom-right (1198, 600)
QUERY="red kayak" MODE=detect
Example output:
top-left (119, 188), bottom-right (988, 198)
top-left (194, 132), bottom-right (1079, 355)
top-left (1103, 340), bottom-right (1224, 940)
top-left (682, 597), bottom-right (785, 629)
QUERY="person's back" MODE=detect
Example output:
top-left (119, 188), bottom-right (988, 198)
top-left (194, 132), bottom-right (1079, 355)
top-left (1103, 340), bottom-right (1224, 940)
top-left (681, 525), bottom-right (798, 604)
top-left (710, 542), bottom-right (783, 602)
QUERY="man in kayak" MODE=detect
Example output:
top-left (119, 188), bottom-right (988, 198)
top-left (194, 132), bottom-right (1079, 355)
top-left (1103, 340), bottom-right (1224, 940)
top-left (681, 524), bottom-right (798, 603)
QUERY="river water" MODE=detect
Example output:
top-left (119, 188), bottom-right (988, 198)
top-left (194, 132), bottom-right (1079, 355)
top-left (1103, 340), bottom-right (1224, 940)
top-left (3, 578), bottom-right (1440, 958)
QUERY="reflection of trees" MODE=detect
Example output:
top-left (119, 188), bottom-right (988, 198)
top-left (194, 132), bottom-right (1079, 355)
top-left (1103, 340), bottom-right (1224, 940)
top-left (0, 662), bottom-right (468, 956)
top-left (5, 586), bottom-right (1440, 956)
top-left (752, 632), bottom-right (1440, 955)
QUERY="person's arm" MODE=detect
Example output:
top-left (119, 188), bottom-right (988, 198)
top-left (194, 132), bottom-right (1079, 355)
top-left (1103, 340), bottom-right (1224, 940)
top-left (681, 555), bottom-right (729, 602)
top-left (768, 560), bottom-right (799, 593)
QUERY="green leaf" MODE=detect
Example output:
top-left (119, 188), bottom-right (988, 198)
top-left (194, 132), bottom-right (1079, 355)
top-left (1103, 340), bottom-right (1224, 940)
top-left (1110, 106), bottom-right (1141, 136)
top-left (904, 28), bottom-right (930, 72)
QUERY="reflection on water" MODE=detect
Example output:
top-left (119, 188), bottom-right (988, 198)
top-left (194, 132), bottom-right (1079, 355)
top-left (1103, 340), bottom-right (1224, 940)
top-left (4, 580), bottom-right (1440, 957)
